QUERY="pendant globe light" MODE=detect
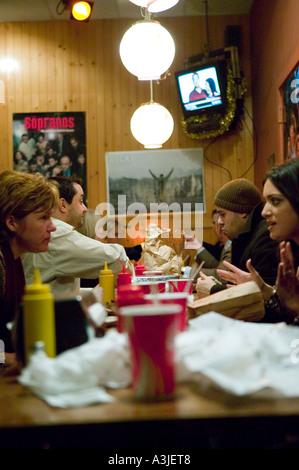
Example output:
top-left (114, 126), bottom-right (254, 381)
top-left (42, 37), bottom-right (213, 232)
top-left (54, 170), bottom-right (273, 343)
top-left (129, 0), bottom-right (179, 13)
top-left (119, 19), bottom-right (175, 80)
top-left (130, 81), bottom-right (174, 149)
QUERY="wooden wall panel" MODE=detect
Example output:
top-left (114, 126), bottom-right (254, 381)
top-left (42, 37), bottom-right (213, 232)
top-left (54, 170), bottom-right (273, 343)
top-left (0, 15), bottom-right (253, 243)
top-left (250, 0), bottom-right (299, 189)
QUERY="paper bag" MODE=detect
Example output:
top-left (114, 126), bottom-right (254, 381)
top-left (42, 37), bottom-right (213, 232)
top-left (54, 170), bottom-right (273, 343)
top-left (188, 281), bottom-right (265, 322)
top-left (141, 224), bottom-right (185, 275)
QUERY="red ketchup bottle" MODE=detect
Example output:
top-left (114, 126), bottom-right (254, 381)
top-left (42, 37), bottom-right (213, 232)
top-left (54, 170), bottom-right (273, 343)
top-left (135, 260), bottom-right (146, 276)
top-left (117, 265), bottom-right (132, 294)
top-left (116, 284), bottom-right (147, 333)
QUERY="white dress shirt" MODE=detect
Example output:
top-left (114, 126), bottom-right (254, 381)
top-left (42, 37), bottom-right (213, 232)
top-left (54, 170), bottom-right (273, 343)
top-left (22, 217), bottom-right (129, 294)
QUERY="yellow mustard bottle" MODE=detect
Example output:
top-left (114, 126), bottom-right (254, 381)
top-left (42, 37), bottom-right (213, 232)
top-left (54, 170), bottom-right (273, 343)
top-left (22, 268), bottom-right (56, 364)
top-left (99, 262), bottom-right (115, 304)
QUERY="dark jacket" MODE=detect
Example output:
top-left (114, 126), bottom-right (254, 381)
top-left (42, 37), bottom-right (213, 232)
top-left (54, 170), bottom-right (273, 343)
top-left (211, 202), bottom-right (279, 293)
top-left (201, 241), bottom-right (223, 263)
top-left (0, 242), bottom-right (25, 352)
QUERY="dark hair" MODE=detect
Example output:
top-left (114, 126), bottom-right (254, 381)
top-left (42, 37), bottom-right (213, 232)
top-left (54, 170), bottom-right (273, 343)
top-left (13, 150), bottom-right (27, 163)
top-left (48, 175), bottom-right (83, 204)
top-left (206, 77), bottom-right (217, 95)
top-left (263, 159), bottom-right (299, 216)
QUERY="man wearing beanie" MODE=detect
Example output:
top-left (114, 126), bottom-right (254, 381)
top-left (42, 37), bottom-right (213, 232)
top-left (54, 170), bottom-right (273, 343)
top-left (196, 178), bottom-right (279, 307)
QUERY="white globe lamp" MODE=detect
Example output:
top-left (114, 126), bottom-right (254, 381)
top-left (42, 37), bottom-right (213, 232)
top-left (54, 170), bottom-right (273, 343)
top-left (130, 102), bottom-right (174, 149)
top-left (119, 20), bottom-right (175, 80)
top-left (129, 0), bottom-right (179, 12)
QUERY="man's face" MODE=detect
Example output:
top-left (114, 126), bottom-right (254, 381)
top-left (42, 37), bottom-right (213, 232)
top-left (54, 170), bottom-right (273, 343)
top-left (66, 183), bottom-right (87, 228)
top-left (48, 157), bottom-right (57, 167)
top-left (193, 73), bottom-right (200, 87)
top-left (215, 206), bottom-right (247, 240)
top-left (212, 212), bottom-right (228, 243)
top-left (60, 157), bottom-right (71, 171)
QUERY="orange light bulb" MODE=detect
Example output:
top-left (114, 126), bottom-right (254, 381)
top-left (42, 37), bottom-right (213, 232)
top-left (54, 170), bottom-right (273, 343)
top-left (72, 2), bottom-right (91, 21)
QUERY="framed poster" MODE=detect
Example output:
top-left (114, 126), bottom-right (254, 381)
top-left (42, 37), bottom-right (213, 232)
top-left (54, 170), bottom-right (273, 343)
top-left (105, 148), bottom-right (205, 215)
top-left (12, 111), bottom-right (87, 198)
top-left (281, 63), bottom-right (299, 160)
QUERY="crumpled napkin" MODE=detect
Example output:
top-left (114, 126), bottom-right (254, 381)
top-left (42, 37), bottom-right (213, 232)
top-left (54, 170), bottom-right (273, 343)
top-left (175, 312), bottom-right (299, 397)
top-left (19, 311), bottom-right (299, 407)
top-left (19, 329), bottom-right (131, 408)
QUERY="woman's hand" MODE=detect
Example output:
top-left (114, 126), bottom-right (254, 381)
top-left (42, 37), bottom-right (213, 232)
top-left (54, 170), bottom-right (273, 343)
top-left (276, 241), bottom-right (299, 317)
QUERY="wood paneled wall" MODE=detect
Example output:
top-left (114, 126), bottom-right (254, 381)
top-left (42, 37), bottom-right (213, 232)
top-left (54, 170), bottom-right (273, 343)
top-left (0, 15), bottom-right (253, 243)
top-left (250, 0), bottom-right (299, 189)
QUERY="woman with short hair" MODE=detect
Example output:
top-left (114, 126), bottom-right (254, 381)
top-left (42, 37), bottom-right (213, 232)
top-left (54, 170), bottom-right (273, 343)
top-left (0, 170), bottom-right (58, 369)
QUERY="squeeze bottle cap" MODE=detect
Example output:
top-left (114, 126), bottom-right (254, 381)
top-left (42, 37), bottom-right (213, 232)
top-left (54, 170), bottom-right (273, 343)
top-left (100, 262), bottom-right (113, 275)
top-left (25, 268), bottom-right (51, 294)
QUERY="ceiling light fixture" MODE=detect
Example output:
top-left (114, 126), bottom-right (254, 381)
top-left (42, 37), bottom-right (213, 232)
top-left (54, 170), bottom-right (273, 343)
top-left (119, 19), bottom-right (175, 80)
top-left (130, 81), bottom-right (174, 148)
top-left (129, 0), bottom-right (179, 13)
top-left (56, 1), bottom-right (94, 22)
top-left (71, 1), bottom-right (94, 21)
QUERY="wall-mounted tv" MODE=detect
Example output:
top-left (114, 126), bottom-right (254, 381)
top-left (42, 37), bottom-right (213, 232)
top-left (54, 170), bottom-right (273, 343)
top-left (175, 59), bottom-right (228, 120)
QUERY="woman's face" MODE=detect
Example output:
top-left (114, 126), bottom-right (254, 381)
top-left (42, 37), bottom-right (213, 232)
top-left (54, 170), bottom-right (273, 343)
top-left (262, 178), bottom-right (299, 243)
top-left (9, 209), bottom-right (56, 255)
top-left (205, 81), bottom-right (212, 96)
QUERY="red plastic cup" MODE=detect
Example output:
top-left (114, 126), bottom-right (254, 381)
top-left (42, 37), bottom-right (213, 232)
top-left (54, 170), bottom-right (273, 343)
top-left (119, 304), bottom-right (181, 401)
top-left (135, 281), bottom-right (167, 294)
top-left (168, 279), bottom-right (193, 294)
top-left (145, 292), bottom-right (190, 332)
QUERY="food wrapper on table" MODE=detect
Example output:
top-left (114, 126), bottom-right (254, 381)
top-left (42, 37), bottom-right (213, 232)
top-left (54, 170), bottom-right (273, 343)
top-left (141, 224), bottom-right (185, 275)
top-left (188, 281), bottom-right (265, 322)
top-left (20, 312), bottom-right (299, 403)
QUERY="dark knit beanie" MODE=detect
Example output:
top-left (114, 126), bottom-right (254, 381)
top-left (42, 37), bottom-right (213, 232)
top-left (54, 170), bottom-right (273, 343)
top-left (213, 178), bottom-right (262, 213)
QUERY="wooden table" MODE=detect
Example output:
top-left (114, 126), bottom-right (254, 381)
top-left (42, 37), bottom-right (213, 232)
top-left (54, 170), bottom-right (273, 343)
top-left (1, 374), bottom-right (299, 450)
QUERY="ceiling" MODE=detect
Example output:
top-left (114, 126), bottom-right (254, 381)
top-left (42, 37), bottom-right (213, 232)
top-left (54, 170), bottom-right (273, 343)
top-left (0, 0), bottom-right (254, 22)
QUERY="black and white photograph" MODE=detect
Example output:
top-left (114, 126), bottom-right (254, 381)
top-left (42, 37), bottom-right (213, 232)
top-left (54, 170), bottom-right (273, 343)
top-left (106, 148), bottom-right (205, 214)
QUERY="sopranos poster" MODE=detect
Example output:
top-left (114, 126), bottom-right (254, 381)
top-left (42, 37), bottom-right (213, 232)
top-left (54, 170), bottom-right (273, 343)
top-left (13, 111), bottom-right (87, 199)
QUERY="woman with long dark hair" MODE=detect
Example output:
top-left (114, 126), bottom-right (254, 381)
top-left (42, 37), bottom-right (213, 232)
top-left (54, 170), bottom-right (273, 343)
top-left (218, 159), bottom-right (299, 323)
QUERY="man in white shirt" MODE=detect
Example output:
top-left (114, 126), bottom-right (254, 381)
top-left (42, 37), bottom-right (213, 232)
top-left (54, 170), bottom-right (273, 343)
top-left (22, 176), bottom-right (129, 293)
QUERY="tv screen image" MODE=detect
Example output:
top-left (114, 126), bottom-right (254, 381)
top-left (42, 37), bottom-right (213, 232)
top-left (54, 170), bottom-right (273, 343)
top-left (175, 60), bottom-right (227, 119)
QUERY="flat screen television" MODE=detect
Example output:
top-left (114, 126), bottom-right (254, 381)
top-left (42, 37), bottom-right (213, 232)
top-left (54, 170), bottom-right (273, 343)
top-left (175, 59), bottom-right (228, 120)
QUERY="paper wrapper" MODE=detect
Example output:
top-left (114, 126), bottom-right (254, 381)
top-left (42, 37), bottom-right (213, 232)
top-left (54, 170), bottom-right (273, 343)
top-left (188, 281), bottom-right (265, 322)
top-left (141, 224), bottom-right (185, 275)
